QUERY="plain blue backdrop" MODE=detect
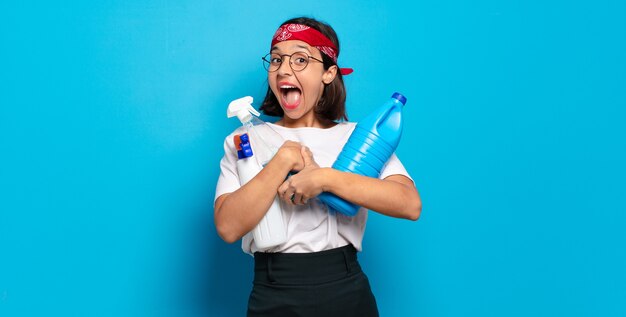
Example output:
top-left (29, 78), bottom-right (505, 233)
top-left (1, 0), bottom-right (625, 316)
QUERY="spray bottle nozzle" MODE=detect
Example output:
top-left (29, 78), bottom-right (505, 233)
top-left (227, 96), bottom-right (260, 123)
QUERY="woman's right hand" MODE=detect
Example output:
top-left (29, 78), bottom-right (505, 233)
top-left (275, 141), bottom-right (306, 172)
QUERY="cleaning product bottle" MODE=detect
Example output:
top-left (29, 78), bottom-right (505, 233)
top-left (318, 92), bottom-right (408, 216)
top-left (228, 96), bottom-right (287, 249)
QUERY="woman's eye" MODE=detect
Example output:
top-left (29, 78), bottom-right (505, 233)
top-left (270, 58), bottom-right (282, 64)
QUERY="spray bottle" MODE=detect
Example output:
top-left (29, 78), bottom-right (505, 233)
top-left (227, 96), bottom-right (287, 249)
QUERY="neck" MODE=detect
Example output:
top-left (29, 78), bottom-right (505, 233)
top-left (276, 116), bottom-right (336, 129)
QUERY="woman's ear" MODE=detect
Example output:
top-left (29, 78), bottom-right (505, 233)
top-left (322, 65), bottom-right (338, 84)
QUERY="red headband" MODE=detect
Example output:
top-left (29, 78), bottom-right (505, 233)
top-left (271, 23), bottom-right (353, 75)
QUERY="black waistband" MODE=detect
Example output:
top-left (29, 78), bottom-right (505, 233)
top-left (253, 245), bottom-right (361, 285)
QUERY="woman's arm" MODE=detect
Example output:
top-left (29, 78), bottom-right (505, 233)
top-left (324, 171), bottom-right (421, 220)
top-left (278, 150), bottom-right (421, 220)
top-left (214, 141), bottom-right (305, 243)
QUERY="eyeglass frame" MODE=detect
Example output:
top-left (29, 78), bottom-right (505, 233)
top-left (262, 52), bottom-right (324, 72)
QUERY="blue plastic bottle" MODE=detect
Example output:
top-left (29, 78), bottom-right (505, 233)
top-left (318, 92), bottom-right (407, 216)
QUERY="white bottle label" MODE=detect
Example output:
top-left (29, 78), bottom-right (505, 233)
top-left (236, 158), bottom-right (287, 250)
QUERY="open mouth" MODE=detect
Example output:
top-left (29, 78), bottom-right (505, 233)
top-left (279, 84), bottom-right (302, 110)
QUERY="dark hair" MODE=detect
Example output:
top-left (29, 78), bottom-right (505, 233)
top-left (260, 17), bottom-right (348, 121)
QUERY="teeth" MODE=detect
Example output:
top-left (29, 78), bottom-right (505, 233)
top-left (280, 85), bottom-right (296, 89)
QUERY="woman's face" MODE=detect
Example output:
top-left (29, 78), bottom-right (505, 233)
top-left (267, 40), bottom-right (337, 125)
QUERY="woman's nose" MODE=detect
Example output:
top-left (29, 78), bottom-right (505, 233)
top-left (277, 57), bottom-right (292, 76)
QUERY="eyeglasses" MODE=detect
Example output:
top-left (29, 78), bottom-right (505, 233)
top-left (262, 52), bottom-right (324, 72)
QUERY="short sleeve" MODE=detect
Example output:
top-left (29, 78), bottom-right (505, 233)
top-left (379, 153), bottom-right (413, 182)
top-left (214, 134), bottom-right (242, 203)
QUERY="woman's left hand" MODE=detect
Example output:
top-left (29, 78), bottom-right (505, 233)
top-left (278, 146), bottom-right (324, 206)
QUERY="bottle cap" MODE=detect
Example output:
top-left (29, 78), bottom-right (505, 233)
top-left (227, 96), bottom-right (261, 123)
top-left (234, 133), bottom-right (254, 159)
top-left (391, 92), bottom-right (407, 105)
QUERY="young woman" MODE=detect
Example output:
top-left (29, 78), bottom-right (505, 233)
top-left (214, 16), bottom-right (421, 317)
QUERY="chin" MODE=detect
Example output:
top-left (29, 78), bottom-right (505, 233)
top-left (283, 111), bottom-right (301, 120)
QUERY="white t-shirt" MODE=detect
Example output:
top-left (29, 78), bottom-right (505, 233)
top-left (214, 122), bottom-right (412, 255)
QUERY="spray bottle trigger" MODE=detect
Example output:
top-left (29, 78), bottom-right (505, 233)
top-left (227, 96), bottom-right (260, 120)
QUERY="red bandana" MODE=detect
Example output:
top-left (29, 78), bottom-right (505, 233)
top-left (271, 23), bottom-right (353, 75)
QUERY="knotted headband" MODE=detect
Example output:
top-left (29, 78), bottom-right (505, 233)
top-left (271, 23), bottom-right (353, 75)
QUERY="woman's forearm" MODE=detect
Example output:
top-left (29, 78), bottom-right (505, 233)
top-left (214, 155), bottom-right (293, 243)
top-left (321, 168), bottom-right (422, 220)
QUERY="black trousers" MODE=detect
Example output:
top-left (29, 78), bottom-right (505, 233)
top-left (248, 245), bottom-right (379, 317)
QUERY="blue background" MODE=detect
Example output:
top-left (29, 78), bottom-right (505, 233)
top-left (1, 1), bottom-right (625, 316)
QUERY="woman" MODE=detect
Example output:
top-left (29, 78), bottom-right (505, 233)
top-left (214, 16), bottom-right (421, 316)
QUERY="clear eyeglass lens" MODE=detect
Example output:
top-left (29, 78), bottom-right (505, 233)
top-left (289, 53), bottom-right (308, 71)
top-left (264, 53), bottom-right (309, 72)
